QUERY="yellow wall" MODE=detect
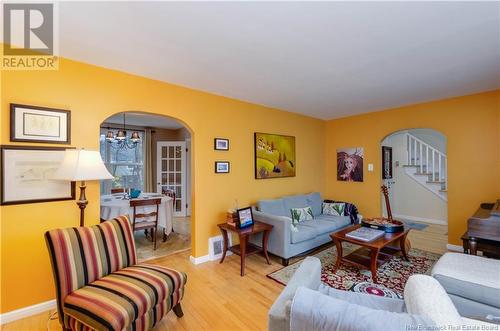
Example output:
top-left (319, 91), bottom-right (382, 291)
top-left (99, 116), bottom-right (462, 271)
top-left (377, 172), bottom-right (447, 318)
top-left (0, 58), bottom-right (326, 312)
top-left (325, 91), bottom-right (500, 247)
top-left (1, 55), bottom-right (499, 314)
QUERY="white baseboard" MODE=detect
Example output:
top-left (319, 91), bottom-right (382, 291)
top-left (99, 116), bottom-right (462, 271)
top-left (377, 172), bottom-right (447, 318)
top-left (446, 244), bottom-right (463, 252)
top-left (0, 299), bottom-right (56, 325)
top-left (393, 214), bottom-right (447, 226)
top-left (191, 234), bottom-right (235, 265)
top-left (189, 254), bottom-right (210, 265)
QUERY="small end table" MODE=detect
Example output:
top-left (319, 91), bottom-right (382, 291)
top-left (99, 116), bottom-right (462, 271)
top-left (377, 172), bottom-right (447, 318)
top-left (218, 221), bottom-right (273, 276)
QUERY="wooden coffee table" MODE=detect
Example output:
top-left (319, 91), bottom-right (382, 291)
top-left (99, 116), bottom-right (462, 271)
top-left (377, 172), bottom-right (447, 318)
top-left (330, 224), bottom-right (410, 283)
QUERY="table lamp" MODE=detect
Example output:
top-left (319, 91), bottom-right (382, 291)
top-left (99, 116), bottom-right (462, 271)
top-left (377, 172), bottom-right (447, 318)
top-left (53, 149), bottom-right (113, 226)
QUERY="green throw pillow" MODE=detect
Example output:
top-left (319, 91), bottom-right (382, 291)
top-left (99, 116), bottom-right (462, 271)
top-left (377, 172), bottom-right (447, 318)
top-left (290, 206), bottom-right (314, 228)
top-left (322, 202), bottom-right (345, 216)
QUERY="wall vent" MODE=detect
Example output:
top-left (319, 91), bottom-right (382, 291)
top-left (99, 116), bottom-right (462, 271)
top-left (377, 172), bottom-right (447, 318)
top-left (208, 235), bottom-right (232, 261)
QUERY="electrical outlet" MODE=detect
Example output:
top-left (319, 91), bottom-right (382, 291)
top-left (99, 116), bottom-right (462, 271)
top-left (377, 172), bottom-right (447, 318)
top-left (368, 163), bottom-right (374, 172)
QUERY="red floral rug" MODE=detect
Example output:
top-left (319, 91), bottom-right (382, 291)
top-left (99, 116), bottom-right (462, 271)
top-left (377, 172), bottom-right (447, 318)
top-left (267, 244), bottom-right (441, 299)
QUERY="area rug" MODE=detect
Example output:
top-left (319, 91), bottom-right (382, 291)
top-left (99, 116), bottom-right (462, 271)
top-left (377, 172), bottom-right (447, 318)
top-left (267, 244), bottom-right (441, 298)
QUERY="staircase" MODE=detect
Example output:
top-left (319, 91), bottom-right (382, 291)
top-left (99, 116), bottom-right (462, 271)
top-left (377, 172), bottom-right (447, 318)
top-left (403, 133), bottom-right (447, 201)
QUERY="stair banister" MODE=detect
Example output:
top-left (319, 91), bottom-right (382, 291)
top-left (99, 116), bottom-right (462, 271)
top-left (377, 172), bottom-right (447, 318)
top-left (443, 158), bottom-right (447, 189)
top-left (426, 146), bottom-right (430, 174)
top-left (406, 134), bottom-right (410, 165)
top-left (413, 138), bottom-right (417, 165)
top-left (419, 142), bottom-right (423, 173)
top-left (438, 154), bottom-right (442, 183)
top-left (432, 150), bottom-right (435, 181)
top-left (402, 132), bottom-right (447, 201)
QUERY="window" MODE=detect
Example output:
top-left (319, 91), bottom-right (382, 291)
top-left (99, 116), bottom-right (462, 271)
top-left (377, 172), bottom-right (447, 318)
top-left (99, 128), bottom-right (145, 194)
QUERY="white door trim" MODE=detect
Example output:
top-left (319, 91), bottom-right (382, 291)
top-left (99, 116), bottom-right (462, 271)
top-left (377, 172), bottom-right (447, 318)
top-left (156, 141), bottom-right (187, 217)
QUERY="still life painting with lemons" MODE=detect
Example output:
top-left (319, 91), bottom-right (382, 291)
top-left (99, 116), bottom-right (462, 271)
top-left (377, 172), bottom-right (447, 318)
top-left (254, 132), bottom-right (296, 179)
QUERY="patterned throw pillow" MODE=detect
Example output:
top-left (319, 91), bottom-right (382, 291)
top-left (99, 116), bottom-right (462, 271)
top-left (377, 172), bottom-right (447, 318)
top-left (322, 202), bottom-right (345, 216)
top-left (290, 206), bottom-right (314, 229)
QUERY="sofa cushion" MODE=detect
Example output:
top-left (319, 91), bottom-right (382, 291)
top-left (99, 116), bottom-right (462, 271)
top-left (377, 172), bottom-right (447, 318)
top-left (431, 252), bottom-right (500, 309)
top-left (291, 287), bottom-right (434, 331)
top-left (283, 195), bottom-right (309, 216)
top-left (65, 300), bottom-right (169, 331)
top-left (291, 207), bottom-right (314, 227)
top-left (63, 264), bottom-right (187, 331)
top-left (258, 198), bottom-right (287, 217)
top-left (319, 285), bottom-right (406, 312)
top-left (322, 202), bottom-right (345, 216)
top-left (306, 219), bottom-right (345, 236)
top-left (314, 215), bottom-right (351, 228)
top-left (404, 275), bottom-right (462, 327)
top-left (306, 192), bottom-right (322, 217)
top-left (291, 224), bottom-right (317, 244)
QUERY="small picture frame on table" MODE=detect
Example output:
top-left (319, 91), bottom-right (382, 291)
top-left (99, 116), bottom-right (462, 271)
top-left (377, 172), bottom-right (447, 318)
top-left (10, 104), bottom-right (71, 144)
top-left (215, 161), bottom-right (230, 173)
top-left (236, 207), bottom-right (254, 228)
top-left (214, 138), bottom-right (229, 151)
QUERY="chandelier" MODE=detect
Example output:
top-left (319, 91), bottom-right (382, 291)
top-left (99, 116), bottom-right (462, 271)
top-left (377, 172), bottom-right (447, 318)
top-left (105, 113), bottom-right (140, 149)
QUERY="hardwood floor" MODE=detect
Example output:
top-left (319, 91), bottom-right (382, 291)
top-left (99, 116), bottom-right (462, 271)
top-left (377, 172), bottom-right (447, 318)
top-left (1, 222), bottom-right (448, 331)
top-left (2, 250), bottom-right (283, 331)
top-left (136, 217), bottom-right (191, 262)
top-left (407, 222), bottom-right (448, 255)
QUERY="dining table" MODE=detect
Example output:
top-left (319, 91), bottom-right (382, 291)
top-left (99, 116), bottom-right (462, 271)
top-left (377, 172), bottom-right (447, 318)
top-left (100, 192), bottom-right (174, 236)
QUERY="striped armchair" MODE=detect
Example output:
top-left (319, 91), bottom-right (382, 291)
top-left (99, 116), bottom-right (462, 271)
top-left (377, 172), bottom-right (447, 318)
top-left (45, 216), bottom-right (187, 331)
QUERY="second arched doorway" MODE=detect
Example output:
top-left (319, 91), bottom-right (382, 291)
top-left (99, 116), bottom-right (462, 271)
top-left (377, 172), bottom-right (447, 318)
top-left (380, 128), bottom-right (448, 254)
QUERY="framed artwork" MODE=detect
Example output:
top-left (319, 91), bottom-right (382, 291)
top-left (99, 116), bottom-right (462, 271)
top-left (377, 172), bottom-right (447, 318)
top-left (10, 104), bottom-right (71, 144)
top-left (254, 132), bottom-right (295, 179)
top-left (236, 207), bottom-right (254, 228)
top-left (0, 146), bottom-right (75, 205)
top-left (382, 146), bottom-right (393, 179)
top-left (214, 138), bottom-right (229, 151)
top-left (215, 161), bottom-right (230, 173)
top-left (337, 147), bottom-right (364, 182)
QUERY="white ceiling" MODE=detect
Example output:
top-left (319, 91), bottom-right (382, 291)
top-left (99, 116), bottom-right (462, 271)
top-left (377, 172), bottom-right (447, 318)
top-left (104, 112), bottom-right (184, 130)
top-left (57, 1), bottom-right (500, 120)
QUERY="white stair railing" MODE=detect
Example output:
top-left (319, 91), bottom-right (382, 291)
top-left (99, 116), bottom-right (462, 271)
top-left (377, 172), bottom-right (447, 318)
top-left (406, 133), bottom-right (447, 189)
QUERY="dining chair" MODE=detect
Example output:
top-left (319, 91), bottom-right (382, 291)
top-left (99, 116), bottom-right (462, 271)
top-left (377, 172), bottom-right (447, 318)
top-left (162, 188), bottom-right (176, 206)
top-left (130, 198), bottom-right (161, 250)
top-left (161, 188), bottom-right (176, 240)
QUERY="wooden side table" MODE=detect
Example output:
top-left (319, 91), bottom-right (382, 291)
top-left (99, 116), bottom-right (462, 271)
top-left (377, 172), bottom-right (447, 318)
top-left (217, 221), bottom-right (273, 276)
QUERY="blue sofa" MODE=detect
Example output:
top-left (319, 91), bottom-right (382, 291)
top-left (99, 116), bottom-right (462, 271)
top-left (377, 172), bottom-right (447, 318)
top-left (250, 192), bottom-right (357, 266)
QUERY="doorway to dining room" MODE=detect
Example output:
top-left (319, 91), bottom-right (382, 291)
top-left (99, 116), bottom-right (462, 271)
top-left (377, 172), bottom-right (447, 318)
top-left (99, 111), bottom-right (192, 261)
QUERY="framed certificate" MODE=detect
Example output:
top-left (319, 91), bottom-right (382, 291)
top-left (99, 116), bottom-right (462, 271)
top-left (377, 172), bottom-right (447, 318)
top-left (0, 146), bottom-right (75, 205)
top-left (10, 104), bottom-right (71, 144)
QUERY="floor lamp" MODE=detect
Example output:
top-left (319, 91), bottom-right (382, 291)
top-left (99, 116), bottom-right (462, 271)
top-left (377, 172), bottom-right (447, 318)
top-left (53, 149), bottom-right (113, 226)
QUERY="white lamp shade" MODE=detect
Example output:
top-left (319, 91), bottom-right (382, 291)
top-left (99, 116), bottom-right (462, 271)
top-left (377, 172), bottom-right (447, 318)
top-left (52, 149), bottom-right (113, 181)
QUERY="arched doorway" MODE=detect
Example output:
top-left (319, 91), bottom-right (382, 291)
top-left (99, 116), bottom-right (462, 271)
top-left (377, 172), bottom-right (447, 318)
top-left (380, 128), bottom-right (448, 254)
top-left (99, 111), bottom-right (193, 261)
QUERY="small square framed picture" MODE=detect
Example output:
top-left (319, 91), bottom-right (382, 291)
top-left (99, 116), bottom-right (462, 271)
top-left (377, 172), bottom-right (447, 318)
top-left (237, 207), bottom-right (254, 228)
top-left (214, 138), bottom-right (229, 151)
top-left (215, 161), bottom-right (230, 173)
